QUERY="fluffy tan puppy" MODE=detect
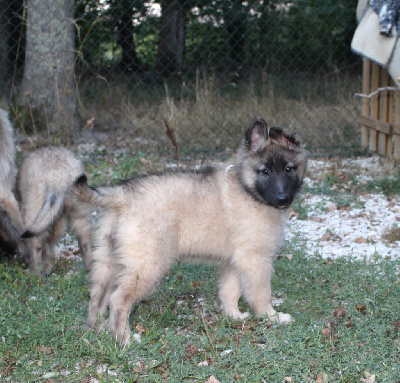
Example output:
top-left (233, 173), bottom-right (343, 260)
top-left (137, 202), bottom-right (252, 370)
top-left (75, 116), bottom-right (307, 343)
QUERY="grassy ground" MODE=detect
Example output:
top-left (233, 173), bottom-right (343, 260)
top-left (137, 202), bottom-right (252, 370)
top-left (1, 157), bottom-right (399, 382)
top-left (1, 243), bottom-right (399, 382)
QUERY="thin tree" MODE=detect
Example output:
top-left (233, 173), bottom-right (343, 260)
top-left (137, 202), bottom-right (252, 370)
top-left (21, 0), bottom-right (77, 134)
top-left (0, 0), bottom-right (9, 99)
top-left (114, 0), bottom-right (140, 72)
top-left (156, 0), bottom-right (187, 76)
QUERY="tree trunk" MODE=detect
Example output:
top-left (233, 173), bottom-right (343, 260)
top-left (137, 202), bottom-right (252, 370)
top-left (223, 0), bottom-right (247, 71)
top-left (0, 0), bottom-right (9, 99)
top-left (116, 0), bottom-right (139, 72)
top-left (9, 0), bottom-right (26, 89)
top-left (156, 0), bottom-right (186, 76)
top-left (21, 0), bottom-right (77, 134)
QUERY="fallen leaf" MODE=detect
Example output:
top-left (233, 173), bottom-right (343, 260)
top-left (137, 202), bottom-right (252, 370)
top-left (321, 233), bottom-right (333, 240)
top-left (139, 157), bottom-right (152, 166)
top-left (84, 117), bottom-right (95, 129)
top-left (333, 306), bottom-right (346, 318)
top-left (135, 324), bottom-right (146, 334)
top-left (355, 237), bottom-right (368, 244)
top-left (326, 204), bottom-right (337, 212)
top-left (394, 321), bottom-right (399, 336)
top-left (38, 345), bottom-right (52, 354)
top-left (322, 327), bottom-right (331, 336)
top-left (322, 322), bottom-right (332, 336)
top-left (133, 360), bottom-right (147, 373)
top-left (356, 304), bottom-right (367, 314)
top-left (206, 376), bottom-right (220, 383)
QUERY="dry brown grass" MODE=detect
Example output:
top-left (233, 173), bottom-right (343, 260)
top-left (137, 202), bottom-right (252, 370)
top-left (77, 72), bottom-right (362, 156)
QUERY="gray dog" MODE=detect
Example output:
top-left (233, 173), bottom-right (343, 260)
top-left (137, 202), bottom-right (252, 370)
top-left (0, 108), bottom-right (24, 253)
top-left (18, 146), bottom-right (92, 275)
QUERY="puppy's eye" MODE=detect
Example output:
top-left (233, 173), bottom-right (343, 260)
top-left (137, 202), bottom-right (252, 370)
top-left (259, 168), bottom-right (269, 175)
top-left (285, 166), bottom-right (293, 173)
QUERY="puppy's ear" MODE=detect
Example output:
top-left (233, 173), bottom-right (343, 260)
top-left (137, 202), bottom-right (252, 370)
top-left (244, 116), bottom-right (268, 152)
top-left (269, 127), bottom-right (302, 149)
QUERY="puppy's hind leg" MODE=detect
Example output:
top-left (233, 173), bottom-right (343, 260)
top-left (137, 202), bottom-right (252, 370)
top-left (70, 213), bottom-right (92, 270)
top-left (108, 258), bottom-right (171, 344)
top-left (24, 236), bottom-right (45, 276)
top-left (66, 198), bottom-right (93, 270)
top-left (45, 217), bottom-right (67, 274)
top-left (86, 253), bottom-right (115, 332)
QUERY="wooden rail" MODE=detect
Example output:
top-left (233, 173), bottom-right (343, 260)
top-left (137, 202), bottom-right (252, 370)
top-left (359, 59), bottom-right (400, 158)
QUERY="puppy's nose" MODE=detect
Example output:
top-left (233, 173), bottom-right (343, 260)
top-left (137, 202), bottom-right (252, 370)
top-left (276, 193), bottom-right (289, 206)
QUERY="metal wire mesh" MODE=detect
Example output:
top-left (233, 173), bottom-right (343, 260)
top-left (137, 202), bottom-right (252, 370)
top-left (1, 0), bottom-right (362, 158)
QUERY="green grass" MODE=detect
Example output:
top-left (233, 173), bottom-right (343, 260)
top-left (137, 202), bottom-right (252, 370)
top-left (1, 157), bottom-right (399, 381)
top-left (1, 239), bottom-right (399, 382)
top-left (366, 171), bottom-right (400, 196)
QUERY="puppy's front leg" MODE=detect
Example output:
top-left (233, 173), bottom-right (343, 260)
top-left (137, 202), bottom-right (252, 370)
top-left (218, 264), bottom-right (250, 320)
top-left (234, 253), bottom-right (292, 323)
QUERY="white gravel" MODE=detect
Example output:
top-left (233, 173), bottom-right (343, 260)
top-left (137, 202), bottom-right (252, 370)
top-left (286, 156), bottom-right (399, 261)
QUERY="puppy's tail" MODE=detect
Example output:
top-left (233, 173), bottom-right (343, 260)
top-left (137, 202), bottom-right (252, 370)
top-left (21, 178), bottom-right (77, 238)
top-left (73, 174), bottom-right (122, 209)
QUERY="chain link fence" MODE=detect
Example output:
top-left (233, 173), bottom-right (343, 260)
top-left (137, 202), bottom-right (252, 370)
top-left (1, 0), bottom-right (363, 159)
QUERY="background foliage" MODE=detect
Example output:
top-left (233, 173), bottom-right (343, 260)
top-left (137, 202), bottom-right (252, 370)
top-left (1, 0), bottom-right (362, 157)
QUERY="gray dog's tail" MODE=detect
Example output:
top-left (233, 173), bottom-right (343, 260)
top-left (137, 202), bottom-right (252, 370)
top-left (21, 174), bottom-right (86, 239)
top-left (73, 174), bottom-right (122, 209)
top-left (22, 192), bottom-right (66, 238)
top-left (0, 205), bottom-right (23, 241)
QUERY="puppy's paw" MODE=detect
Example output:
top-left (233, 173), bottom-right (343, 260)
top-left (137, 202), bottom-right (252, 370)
top-left (236, 311), bottom-right (250, 320)
top-left (224, 308), bottom-right (250, 320)
top-left (277, 312), bottom-right (293, 323)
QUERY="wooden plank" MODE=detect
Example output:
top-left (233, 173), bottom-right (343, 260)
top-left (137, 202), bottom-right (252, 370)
top-left (358, 115), bottom-right (375, 129)
top-left (361, 59), bottom-right (371, 147)
top-left (393, 123), bottom-right (400, 135)
top-left (369, 63), bottom-right (380, 151)
top-left (358, 115), bottom-right (392, 134)
top-left (394, 91), bottom-right (400, 158)
top-left (378, 70), bottom-right (389, 155)
top-left (387, 78), bottom-right (394, 155)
